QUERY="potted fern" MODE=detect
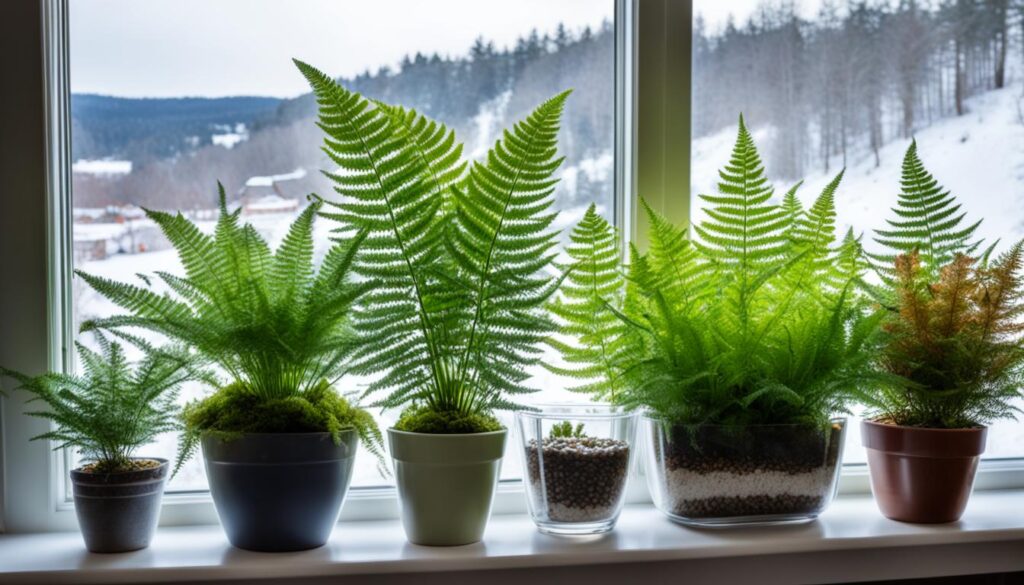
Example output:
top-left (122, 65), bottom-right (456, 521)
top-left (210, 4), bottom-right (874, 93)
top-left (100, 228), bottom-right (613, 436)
top-left (296, 60), bottom-right (569, 545)
top-left (551, 118), bottom-right (885, 526)
top-left (77, 190), bottom-right (384, 552)
top-left (0, 335), bottom-right (195, 552)
top-left (862, 142), bottom-right (1024, 523)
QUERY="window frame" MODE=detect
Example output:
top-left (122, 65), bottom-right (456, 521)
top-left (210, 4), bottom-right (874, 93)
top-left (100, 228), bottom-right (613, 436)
top-left (1, 0), bottom-right (1021, 533)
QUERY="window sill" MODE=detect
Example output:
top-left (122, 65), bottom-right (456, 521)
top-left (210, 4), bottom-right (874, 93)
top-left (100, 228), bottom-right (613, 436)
top-left (1, 490), bottom-right (1022, 585)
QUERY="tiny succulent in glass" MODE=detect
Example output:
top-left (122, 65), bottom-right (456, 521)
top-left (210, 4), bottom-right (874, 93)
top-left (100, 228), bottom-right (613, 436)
top-left (297, 59), bottom-right (571, 434)
top-left (549, 116), bottom-right (886, 525)
top-left (75, 187), bottom-right (385, 473)
top-left (0, 333), bottom-right (197, 473)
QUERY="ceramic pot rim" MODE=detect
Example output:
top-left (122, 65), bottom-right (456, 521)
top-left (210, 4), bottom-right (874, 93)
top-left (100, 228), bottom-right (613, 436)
top-left (387, 428), bottom-right (508, 438)
top-left (861, 419), bottom-right (987, 457)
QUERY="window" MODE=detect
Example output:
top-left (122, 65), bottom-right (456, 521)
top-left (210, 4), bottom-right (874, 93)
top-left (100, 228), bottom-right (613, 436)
top-left (4, 0), bottom-right (1022, 534)
top-left (67, 0), bottom-right (618, 492)
top-left (691, 0), bottom-right (1024, 463)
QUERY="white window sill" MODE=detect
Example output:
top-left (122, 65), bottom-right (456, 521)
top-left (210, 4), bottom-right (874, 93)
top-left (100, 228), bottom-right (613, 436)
top-left (1, 490), bottom-right (1022, 585)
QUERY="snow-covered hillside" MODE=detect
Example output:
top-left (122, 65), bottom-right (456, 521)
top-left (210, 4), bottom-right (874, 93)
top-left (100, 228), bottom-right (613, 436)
top-left (692, 86), bottom-right (1024, 250)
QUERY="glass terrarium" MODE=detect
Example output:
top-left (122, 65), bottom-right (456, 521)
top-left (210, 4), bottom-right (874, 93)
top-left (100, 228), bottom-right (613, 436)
top-left (515, 405), bottom-right (639, 535)
top-left (643, 415), bottom-right (847, 526)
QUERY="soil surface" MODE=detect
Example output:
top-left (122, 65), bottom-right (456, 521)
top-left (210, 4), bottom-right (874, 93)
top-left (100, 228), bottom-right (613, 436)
top-left (79, 458), bottom-right (162, 474)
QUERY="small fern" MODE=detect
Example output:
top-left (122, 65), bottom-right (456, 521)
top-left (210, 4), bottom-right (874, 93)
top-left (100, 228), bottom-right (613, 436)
top-left (76, 186), bottom-right (385, 473)
top-left (0, 335), bottom-right (196, 473)
top-left (297, 59), bottom-right (569, 432)
top-left (551, 117), bottom-right (888, 426)
top-left (870, 247), bottom-right (1024, 428)
top-left (871, 140), bottom-right (982, 282)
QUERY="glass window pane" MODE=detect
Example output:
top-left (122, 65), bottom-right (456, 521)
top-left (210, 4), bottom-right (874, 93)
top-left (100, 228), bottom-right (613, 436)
top-left (692, 0), bottom-right (1024, 463)
top-left (70, 0), bottom-right (616, 491)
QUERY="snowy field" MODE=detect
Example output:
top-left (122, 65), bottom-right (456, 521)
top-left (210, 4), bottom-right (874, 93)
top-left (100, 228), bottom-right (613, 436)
top-left (72, 86), bottom-right (1024, 491)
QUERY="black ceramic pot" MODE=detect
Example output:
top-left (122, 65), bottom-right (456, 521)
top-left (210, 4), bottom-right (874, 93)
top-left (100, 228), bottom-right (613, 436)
top-left (202, 431), bottom-right (358, 552)
top-left (70, 458), bottom-right (169, 553)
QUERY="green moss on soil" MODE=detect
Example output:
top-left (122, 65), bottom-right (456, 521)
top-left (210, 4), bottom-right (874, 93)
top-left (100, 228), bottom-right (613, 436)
top-left (182, 379), bottom-right (375, 440)
top-left (394, 405), bottom-right (504, 434)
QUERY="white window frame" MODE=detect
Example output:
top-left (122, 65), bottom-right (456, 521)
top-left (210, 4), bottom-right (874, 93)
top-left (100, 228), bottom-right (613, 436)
top-left (1, 0), bottom-right (1021, 533)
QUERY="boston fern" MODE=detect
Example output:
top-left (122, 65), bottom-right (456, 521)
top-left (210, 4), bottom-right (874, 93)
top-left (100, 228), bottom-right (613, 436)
top-left (76, 188), bottom-right (384, 472)
top-left (0, 335), bottom-right (195, 473)
top-left (551, 116), bottom-right (886, 426)
top-left (296, 59), bottom-right (567, 433)
top-left (867, 142), bottom-right (1024, 428)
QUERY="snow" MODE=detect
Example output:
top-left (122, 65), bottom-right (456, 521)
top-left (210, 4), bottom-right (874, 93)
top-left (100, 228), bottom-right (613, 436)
top-left (72, 159), bottom-right (132, 175)
top-left (691, 88), bottom-right (1024, 249)
top-left (212, 133), bottom-right (246, 149)
top-left (470, 90), bottom-right (512, 159)
top-left (244, 167), bottom-right (307, 187)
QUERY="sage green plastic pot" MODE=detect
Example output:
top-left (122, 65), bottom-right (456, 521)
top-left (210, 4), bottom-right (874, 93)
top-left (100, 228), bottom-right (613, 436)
top-left (388, 428), bottom-right (506, 546)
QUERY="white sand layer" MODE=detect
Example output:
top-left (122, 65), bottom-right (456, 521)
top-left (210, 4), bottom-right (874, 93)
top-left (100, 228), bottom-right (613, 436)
top-left (662, 467), bottom-right (837, 501)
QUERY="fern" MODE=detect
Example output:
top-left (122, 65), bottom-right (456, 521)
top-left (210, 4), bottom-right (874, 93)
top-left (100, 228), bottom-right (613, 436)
top-left (0, 335), bottom-right (196, 473)
top-left (297, 60), bottom-right (569, 430)
top-left (76, 186), bottom-right (385, 472)
top-left (552, 118), bottom-right (888, 426)
top-left (870, 247), bottom-right (1024, 428)
top-left (546, 204), bottom-right (630, 399)
top-left (871, 140), bottom-right (982, 281)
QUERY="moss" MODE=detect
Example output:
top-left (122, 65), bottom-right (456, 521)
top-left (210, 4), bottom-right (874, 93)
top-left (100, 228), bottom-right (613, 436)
top-left (182, 379), bottom-right (376, 440)
top-left (394, 405), bottom-right (504, 434)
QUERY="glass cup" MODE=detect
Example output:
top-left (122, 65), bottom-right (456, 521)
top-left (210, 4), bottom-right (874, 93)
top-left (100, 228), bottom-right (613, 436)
top-left (515, 405), bottom-right (639, 535)
top-left (643, 415), bottom-right (847, 526)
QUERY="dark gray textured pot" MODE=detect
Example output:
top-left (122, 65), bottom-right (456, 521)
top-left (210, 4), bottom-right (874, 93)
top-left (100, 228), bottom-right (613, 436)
top-left (70, 457), bottom-right (168, 553)
top-left (202, 431), bottom-right (357, 552)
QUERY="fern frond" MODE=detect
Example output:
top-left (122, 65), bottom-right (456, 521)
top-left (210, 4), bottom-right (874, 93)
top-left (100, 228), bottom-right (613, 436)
top-left (299, 59), bottom-right (569, 425)
top-left (871, 140), bottom-right (982, 281)
top-left (0, 336), bottom-right (197, 471)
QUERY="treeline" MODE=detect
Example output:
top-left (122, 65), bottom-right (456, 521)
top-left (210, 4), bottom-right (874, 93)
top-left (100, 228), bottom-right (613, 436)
top-left (694, 0), bottom-right (1024, 179)
top-left (71, 95), bottom-right (281, 161)
top-left (267, 20), bottom-right (615, 164)
top-left (76, 21), bottom-right (615, 209)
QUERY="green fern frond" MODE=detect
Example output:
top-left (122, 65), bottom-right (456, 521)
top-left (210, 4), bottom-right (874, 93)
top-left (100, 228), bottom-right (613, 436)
top-left (871, 140), bottom-right (982, 281)
top-left (546, 204), bottom-right (628, 399)
top-left (693, 114), bottom-right (790, 273)
top-left (0, 335), bottom-right (196, 472)
top-left (299, 59), bottom-right (570, 427)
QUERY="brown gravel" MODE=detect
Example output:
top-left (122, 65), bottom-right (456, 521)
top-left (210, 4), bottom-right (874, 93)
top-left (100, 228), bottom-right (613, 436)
top-left (526, 437), bottom-right (630, 522)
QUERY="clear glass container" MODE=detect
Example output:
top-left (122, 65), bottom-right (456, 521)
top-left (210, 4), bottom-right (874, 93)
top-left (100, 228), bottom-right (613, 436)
top-left (643, 415), bottom-right (847, 526)
top-left (515, 405), bottom-right (639, 535)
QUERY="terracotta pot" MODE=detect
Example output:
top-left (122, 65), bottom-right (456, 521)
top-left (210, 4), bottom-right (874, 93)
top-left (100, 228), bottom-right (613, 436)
top-left (862, 420), bottom-right (986, 523)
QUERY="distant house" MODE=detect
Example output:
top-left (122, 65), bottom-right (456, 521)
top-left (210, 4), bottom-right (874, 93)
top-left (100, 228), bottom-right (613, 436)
top-left (242, 194), bottom-right (300, 215)
top-left (236, 168), bottom-right (307, 215)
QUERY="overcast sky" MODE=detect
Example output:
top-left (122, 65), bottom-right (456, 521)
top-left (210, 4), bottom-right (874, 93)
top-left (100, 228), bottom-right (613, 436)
top-left (70, 1), bottom-right (817, 98)
top-left (70, 0), bottom-right (614, 98)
